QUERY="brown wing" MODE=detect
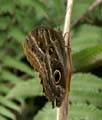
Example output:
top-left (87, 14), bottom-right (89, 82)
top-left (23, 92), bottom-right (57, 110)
top-left (24, 27), bottom-right (67, 107)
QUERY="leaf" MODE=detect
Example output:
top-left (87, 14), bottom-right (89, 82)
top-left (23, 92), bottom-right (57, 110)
top-left (0, 0), bottom-right (14, 14)
top-left (0, 31), bottom-right (7, 48)
top-left (0, 96), bottom-right (21, 113)
top-left (1, 70), bottom-right (22, 84)
top-left (34, 103), bottom-right (102, 120)
top-left (8, 73), bottom-right (102, 120)
top-left (0, 115), bottom-right (7, 120)
top-left (34, 73), bottom-right (102, 120)
top-left (18, 0), bottom-right (47, 15)
top-left (0, 106), bottom-right (16, 120)
top-left (72, 45), bottom-right (102, 72)
top-left (69, 103), bottom-right (102, 120)
top-left (72, 0), bottom-right (94, 22)
top-left (15, 6), bottom-right (36, 32)
top-left (7, 78), bottom-right (42, 99)
top-left (0, 16), bottom-right (11, 30)
top-left (0, 84), bottom-right (11, 94)
top-left (32, 1), bottom-right (47, 15)
top-left (0, 55), bottom-right (37, 77)
top-left (71, 25), bottom-right (101, 53)
top-left (71, 73), bottom-right (102, 106)
top-left (9, 26), bottom-right (25, 45)
top-left (34, 103), bottom-right (56, 120)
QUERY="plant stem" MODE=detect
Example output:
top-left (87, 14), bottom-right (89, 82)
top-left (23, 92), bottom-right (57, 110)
top-left (56, 0), bottom-right (73, 120)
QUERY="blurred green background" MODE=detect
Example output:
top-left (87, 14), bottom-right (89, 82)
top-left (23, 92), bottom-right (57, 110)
top-left (0, 0), bottom-right (102, 120)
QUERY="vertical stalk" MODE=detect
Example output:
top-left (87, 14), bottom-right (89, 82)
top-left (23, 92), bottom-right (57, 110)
top-left (56, 0), bottom-right (73, 120)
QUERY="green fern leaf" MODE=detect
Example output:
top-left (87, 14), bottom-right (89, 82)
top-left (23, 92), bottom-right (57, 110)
top-left (73, 45), bottom-right (102, 72)
top-left (1, 70), bottom-right (22, 84)
top-left (7, 78), bottom-right (42, 99)
top-left (0, 106), bottom-right (16, 120)
top-left (0, 56), bottom-right (37, 77)
top-left (0, 96), bottom-right (21, 113)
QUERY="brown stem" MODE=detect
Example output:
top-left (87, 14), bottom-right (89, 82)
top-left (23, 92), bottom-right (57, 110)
top-left (56, 0), bottom-right (73, 120)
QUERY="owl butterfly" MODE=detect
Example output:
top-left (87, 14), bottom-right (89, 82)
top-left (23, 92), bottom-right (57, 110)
top-left (24, 27), bottom-right (67, 107)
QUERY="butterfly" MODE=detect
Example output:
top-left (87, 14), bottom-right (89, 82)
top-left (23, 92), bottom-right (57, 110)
top-left (24, 27), bottom-right (67, 107)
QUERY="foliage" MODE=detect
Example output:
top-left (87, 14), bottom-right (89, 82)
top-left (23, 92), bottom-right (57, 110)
top-left (0, 0), bottom-right (102, 120)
